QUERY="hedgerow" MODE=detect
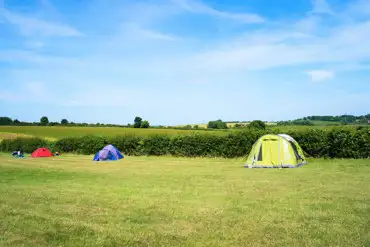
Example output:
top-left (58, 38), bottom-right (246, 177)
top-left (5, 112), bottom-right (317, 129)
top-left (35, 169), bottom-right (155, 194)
top-left (0, 137), bottom-right (51, 153)
top-left (1, 128), bottom-right (369, 158)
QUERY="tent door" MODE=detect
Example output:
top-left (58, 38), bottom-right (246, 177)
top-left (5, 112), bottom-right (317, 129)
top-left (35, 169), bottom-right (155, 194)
top-left (262, 139), bottom-right (279, 165)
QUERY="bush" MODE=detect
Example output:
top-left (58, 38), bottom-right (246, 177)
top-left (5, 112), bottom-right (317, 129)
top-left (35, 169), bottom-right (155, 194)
top-left (288, 129), bottom-right (329, 158)
top-left (0, 138), bottom-right (51, 153)
top-left (207, 120), bottom-right (228, 129)
top-left (109, 136), bottom-right (142, 156)
top-left (1, 128), bottom-right (368, 158)
top-left (248, 120), bottom-right (266, 130)
top-left (140, 120), bottom-right (150, 128)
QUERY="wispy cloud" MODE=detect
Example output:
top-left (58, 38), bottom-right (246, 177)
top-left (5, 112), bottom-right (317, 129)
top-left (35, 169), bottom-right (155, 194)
top-left (0, 91), bottom-right (23, 101)
top-left (306, 70), bottom-right (335, 82)
top-left (0, 0), bottom-right (369, 124)
top-left (171, 0), bottom-right (265, 23)
top-left (0, 8), bottom-right (82, 37)
top-left (120, 22), bottom-right (179, 41)
top-left (347, 0), bottom-right (370, 16)
top-left (311, 0), bottom-right (334, 15)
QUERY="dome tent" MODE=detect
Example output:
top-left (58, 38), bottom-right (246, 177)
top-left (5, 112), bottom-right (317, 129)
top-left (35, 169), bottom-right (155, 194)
top-left (93, 144), bottom-right (124, 161)
top-left (244, 134), bottom-right (307, 168)
top-left (32, 147), bottom-right (53, 158)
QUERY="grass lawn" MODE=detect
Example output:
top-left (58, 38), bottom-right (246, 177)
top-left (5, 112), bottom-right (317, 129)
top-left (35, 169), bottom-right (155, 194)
top-left (0, 154), bottom-right (369, 246)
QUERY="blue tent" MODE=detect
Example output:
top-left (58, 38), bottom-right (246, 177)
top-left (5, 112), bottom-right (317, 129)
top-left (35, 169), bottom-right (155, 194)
top-left (93, 144), bottom-right (124, 161)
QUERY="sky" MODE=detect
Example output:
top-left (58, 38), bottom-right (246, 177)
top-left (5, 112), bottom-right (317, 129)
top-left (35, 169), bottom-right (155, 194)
top-left (0, 0), bottom-right (369, 125)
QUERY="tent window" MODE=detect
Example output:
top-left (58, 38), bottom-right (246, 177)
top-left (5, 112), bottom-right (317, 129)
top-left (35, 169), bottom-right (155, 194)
top-left (290, 141), bottom-right (301, 160)
top-left (257, 145), bottom-right (263, 161)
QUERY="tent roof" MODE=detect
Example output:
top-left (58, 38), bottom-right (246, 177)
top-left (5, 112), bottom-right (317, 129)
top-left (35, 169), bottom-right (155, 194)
top-left (277, 134), bottom-right (295, 142)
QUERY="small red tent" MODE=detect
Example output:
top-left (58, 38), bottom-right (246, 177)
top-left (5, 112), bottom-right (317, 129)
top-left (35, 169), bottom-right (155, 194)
top-left (31, 147), bottom-right (53, 158)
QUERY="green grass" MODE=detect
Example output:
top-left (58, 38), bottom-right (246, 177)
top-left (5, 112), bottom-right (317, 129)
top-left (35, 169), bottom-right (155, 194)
top-left (0, 154), bottom-right (369, 246)
top-left (311, 120), bottom-right (342, 126)
top-left (0, 126), bottom-right (228, 140)
top-left (2, 125), bottom-right (366, 141)
top-left (269, 124), bottom-right (364, 132)
top-left (0, 132), bottom-right (36, 141)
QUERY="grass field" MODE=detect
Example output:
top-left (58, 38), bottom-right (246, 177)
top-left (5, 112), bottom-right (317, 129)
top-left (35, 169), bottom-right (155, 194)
top-left (1, 154), bottom-right (369, 246)
top-left (0, 125), bottom-right (365, 141)
top-left (0, 126), bottom-right (228, 140)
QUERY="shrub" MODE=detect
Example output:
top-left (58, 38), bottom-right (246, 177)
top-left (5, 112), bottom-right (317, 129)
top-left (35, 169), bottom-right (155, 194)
top-left (0, 137), bottom-right (51, 153)
top-left (248, 120), bottom-right (266, 130)
top-left (141, 135), bottom-right (170, 156)
top-left (109, 136), bottom-right (142, 156)
top-left (140, 120), bottom-right (150, 128)
top-left (1, 127), bottom-right (368, 158)
top-left (207, 120), bottom-right (228, 129)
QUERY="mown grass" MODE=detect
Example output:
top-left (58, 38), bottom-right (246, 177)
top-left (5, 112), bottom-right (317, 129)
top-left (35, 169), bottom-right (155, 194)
top-left (0, 154), bottom-right (369, 247)
top-left (0, 126), bottom-right (228, 140)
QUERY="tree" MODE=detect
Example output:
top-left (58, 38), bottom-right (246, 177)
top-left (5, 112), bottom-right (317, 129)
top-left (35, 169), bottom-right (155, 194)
top-left (0, 117), bottom-right (13, 125)
top-left (61, 119), bottom-right (69, 125)
top-left (40, 116), bottom-right (49, 126)
top-left (140, 120), bottom-right (150, 128)
top-left (134, 116), bottom-right (142, 128)
top-left (48, 122), bottom-right (59, 126)
top-left (248, 120), bottom-right (266, 130)
top-left (13, 119), bottom-right (20, 125)
top-left (207, 120), bottom-right (228, 129)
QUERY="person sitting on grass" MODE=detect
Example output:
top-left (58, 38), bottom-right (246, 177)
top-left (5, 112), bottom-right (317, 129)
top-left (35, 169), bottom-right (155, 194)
top-left (19, 149), bottom-right (24, 158)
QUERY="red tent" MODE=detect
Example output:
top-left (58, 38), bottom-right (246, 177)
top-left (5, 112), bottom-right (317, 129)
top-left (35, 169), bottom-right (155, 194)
top-left (31, 147), bottom-right (53, 158)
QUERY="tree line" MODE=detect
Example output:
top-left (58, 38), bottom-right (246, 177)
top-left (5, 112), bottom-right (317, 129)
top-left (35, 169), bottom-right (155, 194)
top-left (1, 114), bottom-right (369, 129)
top-left (277, 114), bottom-right (370, 126)
top-left (0, 116), bottom-right (150, 128)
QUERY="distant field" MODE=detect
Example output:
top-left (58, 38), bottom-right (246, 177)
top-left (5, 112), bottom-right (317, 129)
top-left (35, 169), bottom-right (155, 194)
top-left (0, 125), bottom-right (366, 141)
top-left (310, 120), bottom-right (340, 125)
top-left (0, 154), bottom-right (369, 246)
top-left (270, 124), bottom-right (365, 132)
top-left (0, 126), bottom-right (228, 140)
top-left (0, 132), bottom-right (35, 141)
top-left (179, 122), bottom-right (278, 128)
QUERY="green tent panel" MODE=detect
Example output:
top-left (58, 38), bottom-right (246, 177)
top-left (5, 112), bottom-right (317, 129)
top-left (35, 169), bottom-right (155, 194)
top-left (244, 134), bottom-right (307, 168)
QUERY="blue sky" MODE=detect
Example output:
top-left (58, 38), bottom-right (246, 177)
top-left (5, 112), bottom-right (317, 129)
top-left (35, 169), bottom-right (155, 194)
top-left (0, 0), bottom-right (369, 125)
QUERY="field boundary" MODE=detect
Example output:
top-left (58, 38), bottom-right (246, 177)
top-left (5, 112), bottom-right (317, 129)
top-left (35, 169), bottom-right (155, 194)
top-left (1, 127), bottom-right (368, 159)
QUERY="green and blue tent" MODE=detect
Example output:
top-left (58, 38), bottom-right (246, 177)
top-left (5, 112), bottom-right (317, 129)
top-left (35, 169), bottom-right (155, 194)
top-left (244, 134), bottom-right (307, 168)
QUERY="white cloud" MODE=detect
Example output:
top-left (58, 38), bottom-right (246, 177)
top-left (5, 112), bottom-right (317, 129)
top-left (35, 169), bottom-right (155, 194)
top-left (347, 0), bottom-right (370, 16)
top-left (1, 8), bottom-right (82, 37)
top-left (171, 0), bottom-right (265, 23)
top-left (294, 15), bottom-right (322, 33)
top-left (311, 0), bottom-right (334, 15)
top-left (120, 22), bottom-right (179, 41)
top-left (306, 70), bottom-right (335, 82)
top-left (0, 81), bottom-right (57, 103)
top-left (1, 0), bottom-right (369, 113)
top-left (0, 91), bottom-right (23, 101)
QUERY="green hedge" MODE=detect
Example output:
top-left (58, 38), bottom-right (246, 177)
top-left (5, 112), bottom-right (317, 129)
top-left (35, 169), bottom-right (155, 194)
top-left (0, 137), bottom-right (52, 153)
top-left (1, 128), bottom-right (369, 158)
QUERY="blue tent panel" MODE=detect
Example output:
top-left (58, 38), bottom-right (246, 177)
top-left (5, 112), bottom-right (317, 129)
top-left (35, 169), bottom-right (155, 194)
top-left (102, 144), bottom-right (124, 159)
top-left (93, 146), bottom-right (124, 161)
top-left (107, 150), bottom-right (118, 160)
top-left (93, 152), bottom-right (100, 161)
